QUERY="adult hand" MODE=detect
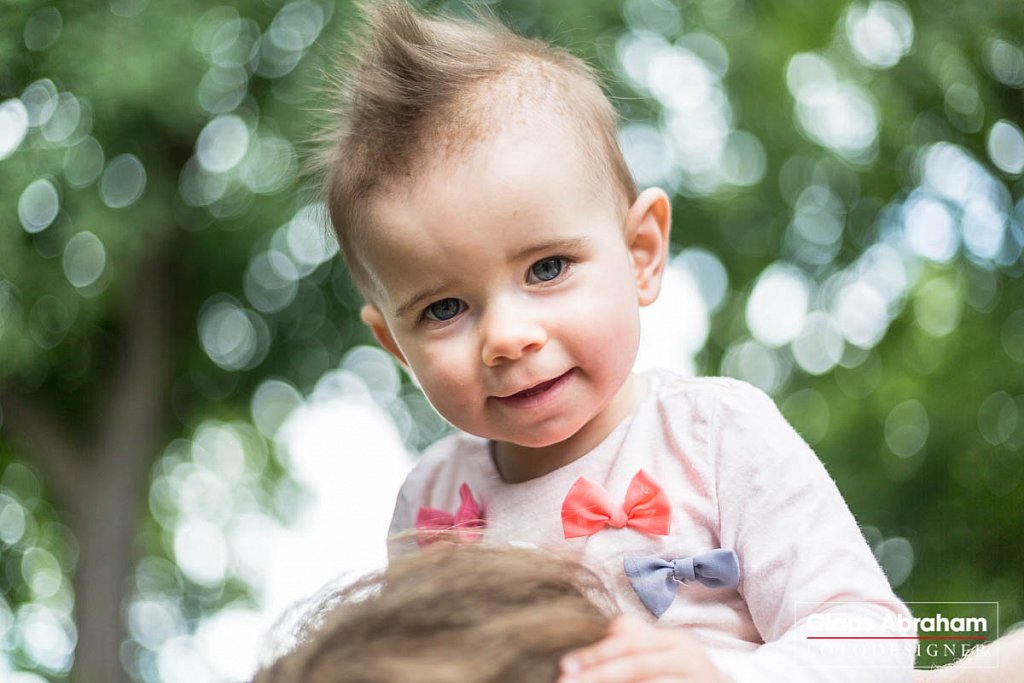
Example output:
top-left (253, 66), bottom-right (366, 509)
top-left (558, 615), bottom-right (727, 683)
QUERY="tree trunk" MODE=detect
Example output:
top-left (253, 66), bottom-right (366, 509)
top-left (2, 244), bottom-right (177, 683)
top-left (71, 466), bottom-right (142, 683)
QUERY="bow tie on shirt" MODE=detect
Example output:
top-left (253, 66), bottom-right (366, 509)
top-left (624, 549), bottom-right (740, 618)
top-left (561, 469), bottom-right (671, 539)
top-left (415, 483), bottom-right (485, 547)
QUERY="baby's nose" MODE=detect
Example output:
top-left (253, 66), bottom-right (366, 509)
top-left (480, 309), bottom-right (547, 366)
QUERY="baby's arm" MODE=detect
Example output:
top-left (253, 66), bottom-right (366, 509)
top-left (707, 380), bottom-right (914, 681)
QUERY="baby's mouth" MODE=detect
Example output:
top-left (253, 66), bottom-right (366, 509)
top-left (496, 369), bottom-right (575, 403)
top-left (510, 375), bottom-right (563, 398)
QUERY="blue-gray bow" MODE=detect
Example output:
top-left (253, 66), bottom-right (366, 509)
top-left (624, 549), bottom-right (740, 618)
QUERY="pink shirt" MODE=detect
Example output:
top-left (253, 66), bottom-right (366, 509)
top-left (389, 371), bottom-right (914, 681)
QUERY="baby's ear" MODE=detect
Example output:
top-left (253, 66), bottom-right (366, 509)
top-left (624, 187), bottom-right (672, 307)
top-left (360, 304), bottom-right (409, 367)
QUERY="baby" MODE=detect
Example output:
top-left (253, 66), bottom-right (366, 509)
top-left (320, 1), bottom-right (914, 680)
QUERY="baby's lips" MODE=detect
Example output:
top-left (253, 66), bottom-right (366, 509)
top-left (496, 369), bottom-right (574, 399)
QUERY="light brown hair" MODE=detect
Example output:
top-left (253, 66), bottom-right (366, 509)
top-left (251, 545), bottom-right (616, 683)
top-left (319, 0), bottom-right (638, 300)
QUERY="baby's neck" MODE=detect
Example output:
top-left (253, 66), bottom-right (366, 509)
top-left (491, 372), bottom-right (649, 483)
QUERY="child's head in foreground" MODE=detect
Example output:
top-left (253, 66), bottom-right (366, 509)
top-left (251, 545), bottom-right (615, 683)
top-left (322, 1), bottom-right (671, 475)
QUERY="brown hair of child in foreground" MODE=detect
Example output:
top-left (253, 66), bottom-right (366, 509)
top-left (251, 545), bottom-right (616, 683)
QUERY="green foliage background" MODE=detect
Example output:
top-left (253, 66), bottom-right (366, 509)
top-left (0, 0), bottom-right (1021, 680)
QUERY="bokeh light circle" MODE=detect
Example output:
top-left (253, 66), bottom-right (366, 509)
top-left (62, 232), bottom-right (108, 289)
top-left (197, 115), bottom-right (249, 173)
top-left (987, 119), bottom-right (1024, 175)
top-left (18, 179), bottom-right (60, 234)
top-left (100, 154), bottom-right (147, 208)
top-left (64, 137), bottom-right (105, 188)
top-left (0, 99), bottom-right (30, 160)
top-left (198, 296), bottom-right (269, 371)
top-left (791, 311), bottom-right (844, 375)
top-left (746, 263), bottom-right (810, 348)
top-left (885, 400), bottom-right (929, 458)
top-left (24, 7), bottom-right (63, 52)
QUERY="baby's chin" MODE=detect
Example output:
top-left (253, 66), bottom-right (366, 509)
top-left (497, 432), bottom-right (574, 449)
top-left (482, 417), bottom-right (591, 450)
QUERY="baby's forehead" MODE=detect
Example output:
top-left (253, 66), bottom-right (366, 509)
top-left (372, 122), bottom-right (576, 229)
top-left (352, 73), bottom-right (628, 299)
top-left (376, 109), bottom-right (600, 226)
top-left (428, 73), bottom-right (596, 174)
top-left (357, 115), bottom-right (620, 301)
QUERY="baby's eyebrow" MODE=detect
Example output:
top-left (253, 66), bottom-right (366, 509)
top-left (394, 282), bottom-right (452, 319)
top-left (510, 236), bottom-right (590, 262)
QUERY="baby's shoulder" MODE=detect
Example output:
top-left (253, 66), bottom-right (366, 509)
top-left (649, 370), bottom-right (770, 411)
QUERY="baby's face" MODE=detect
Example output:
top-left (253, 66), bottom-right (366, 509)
top-left (359, 117), bottom-right (668, 454)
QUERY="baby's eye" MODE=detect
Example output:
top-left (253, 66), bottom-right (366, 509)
top-left (423, 298), bottom-right (465, 322)
top-left (528, 256), bottom-right (568, 284)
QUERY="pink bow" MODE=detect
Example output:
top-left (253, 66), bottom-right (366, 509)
top-left (561, 469), bottom-right (671, 539)
top-left (415, 483), bottom-right (485, 547)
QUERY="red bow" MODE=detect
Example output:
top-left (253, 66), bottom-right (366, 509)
top-left (415, 483), bottom-right (485, 547)
top-left (561, 469), bottom-right (671, 539)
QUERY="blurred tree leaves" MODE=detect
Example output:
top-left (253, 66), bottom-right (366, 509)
top-left (0, 0), bottom-right (1022, 680)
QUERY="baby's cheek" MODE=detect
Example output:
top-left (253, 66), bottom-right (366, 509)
top-left (578, 286), bottom-right (640, 344)
top-left (407, 348), bottom-right (474, 405)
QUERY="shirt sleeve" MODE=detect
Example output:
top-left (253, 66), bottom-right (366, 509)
top-left (706, 380), bottom-right (914, 682)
